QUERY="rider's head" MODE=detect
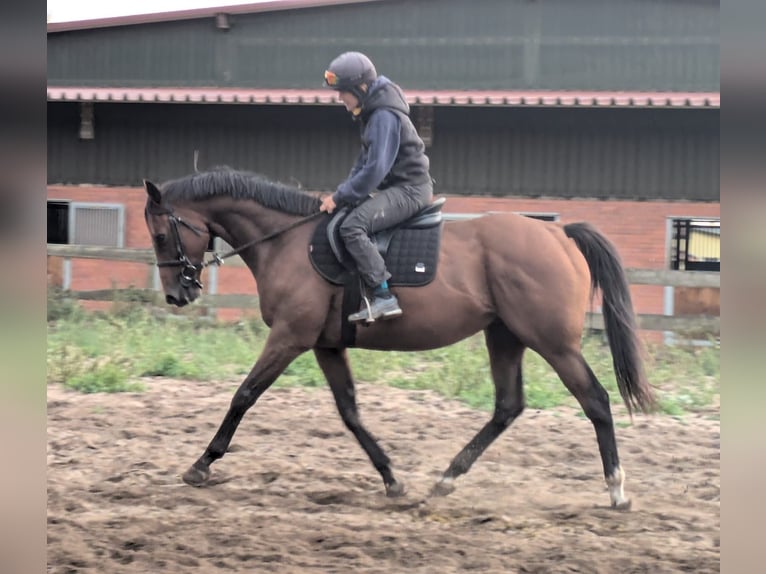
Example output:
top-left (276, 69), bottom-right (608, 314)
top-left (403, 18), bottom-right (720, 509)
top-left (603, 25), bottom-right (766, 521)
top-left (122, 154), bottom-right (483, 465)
top-left (323, 51), bottom-right (377, 114)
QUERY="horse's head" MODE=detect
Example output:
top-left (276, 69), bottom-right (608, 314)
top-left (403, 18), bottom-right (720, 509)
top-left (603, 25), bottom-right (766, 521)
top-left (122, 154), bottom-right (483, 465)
top-left (143, 179), bottom-right (210, 307)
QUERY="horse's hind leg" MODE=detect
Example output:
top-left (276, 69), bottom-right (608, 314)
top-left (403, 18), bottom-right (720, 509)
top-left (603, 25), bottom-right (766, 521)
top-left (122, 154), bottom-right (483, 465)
top-left (432, 320), bottom-right (525, 496)
top-left (546, 349), bottom-right (630, 510)
top-left (313, 347), bottom-right (404, 497)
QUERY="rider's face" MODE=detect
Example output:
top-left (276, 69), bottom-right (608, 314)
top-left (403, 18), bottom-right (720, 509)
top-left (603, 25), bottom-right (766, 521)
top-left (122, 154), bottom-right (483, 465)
top-left (338, 91), bottom-right (359, 112)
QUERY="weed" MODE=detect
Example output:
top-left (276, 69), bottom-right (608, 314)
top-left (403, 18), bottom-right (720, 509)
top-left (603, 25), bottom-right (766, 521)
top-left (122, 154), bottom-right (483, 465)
top-left (47, 307), bottom-right (719, 414)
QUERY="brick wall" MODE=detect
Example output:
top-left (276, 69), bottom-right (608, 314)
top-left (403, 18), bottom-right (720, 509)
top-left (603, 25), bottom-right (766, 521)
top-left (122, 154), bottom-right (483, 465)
top-left (441, 196), bottom-right (720, 318)
top-left (47, 185), bottom-right (719, 321)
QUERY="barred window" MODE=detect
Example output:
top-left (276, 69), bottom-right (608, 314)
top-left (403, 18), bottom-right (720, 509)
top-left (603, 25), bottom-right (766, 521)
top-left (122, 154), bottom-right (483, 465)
top-left (69, 203), bottom-right (125, 247)
top-left (47, 201), bottom-right (125, 247)
top-left (669, 218), bottom-right (720, 272)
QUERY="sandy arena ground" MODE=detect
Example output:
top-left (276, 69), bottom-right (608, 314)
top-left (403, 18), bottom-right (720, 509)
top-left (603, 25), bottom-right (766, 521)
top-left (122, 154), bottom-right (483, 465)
top-left (47, 378), bottom-right (719, 573)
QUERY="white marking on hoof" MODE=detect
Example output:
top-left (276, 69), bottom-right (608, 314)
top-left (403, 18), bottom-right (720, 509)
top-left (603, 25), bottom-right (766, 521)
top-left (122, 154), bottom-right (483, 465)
top-left (385, 481), bottom-right (406, 498)
top-left (182, 464), bottom-right (210, 487)
top-left (431, 477), bottom-right (456, 497)
top-left (606, 466), bottom-right (631, 510)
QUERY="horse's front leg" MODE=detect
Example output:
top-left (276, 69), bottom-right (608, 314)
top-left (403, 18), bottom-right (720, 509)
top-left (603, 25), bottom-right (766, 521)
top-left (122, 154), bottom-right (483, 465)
top-left (182, 328), bottom-right (308, 487)
top-left (313, 347), bottom-right (405, 497)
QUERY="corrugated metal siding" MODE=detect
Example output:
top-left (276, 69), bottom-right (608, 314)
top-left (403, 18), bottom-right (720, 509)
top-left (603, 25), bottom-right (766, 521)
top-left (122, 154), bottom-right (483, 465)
top-left (429, 106), bottom-right (719, 200)
top-left (47, 19), bottom-right (222, 86)
top-left (47, 102), bottom-right (719, 201)
top-left (47, 102), bottom-right (360, 189)
top-left (48, 0), bottom-right (719, 92)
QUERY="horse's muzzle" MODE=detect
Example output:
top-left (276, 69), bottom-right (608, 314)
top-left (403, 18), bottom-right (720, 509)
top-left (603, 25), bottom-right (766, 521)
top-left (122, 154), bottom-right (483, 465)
top-left (166, 294), bottom-right (189, 307)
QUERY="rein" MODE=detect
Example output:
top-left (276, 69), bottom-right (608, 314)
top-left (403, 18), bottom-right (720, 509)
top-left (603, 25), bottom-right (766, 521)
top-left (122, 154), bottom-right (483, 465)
top-left (152, 205), bottom-right (323, 289)
top-left (203, 211), bottom-right (324, 268)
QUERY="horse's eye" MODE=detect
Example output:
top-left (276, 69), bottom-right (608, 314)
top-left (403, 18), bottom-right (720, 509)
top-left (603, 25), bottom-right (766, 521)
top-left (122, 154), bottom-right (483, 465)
top-left (155, 233), bottom-right (166, 245)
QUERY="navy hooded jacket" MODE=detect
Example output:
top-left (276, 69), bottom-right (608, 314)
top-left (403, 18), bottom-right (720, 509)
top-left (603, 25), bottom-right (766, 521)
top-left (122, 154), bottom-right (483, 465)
top-left (332, 76), bottom-right (431, 206)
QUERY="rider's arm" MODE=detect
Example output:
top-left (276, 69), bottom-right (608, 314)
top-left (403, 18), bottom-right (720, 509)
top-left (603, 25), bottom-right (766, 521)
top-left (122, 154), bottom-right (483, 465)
top-left (332, 110), bottom-right (400, 206)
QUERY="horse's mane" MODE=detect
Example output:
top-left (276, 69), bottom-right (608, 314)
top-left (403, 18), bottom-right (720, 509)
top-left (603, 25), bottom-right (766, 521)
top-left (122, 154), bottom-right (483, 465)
top-left (161, 167), bottom-right (321, 216)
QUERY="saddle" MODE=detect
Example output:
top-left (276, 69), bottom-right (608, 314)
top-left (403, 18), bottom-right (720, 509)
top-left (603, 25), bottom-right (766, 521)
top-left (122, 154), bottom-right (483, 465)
top-left (308, 197), bottom-right (446, 347)
top-left (309, 196), bottom-right (446, 287)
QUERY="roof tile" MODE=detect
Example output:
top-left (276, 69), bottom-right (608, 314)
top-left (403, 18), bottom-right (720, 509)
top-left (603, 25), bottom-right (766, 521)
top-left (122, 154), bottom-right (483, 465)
top-left (46, 87), bottom-right (720, 109)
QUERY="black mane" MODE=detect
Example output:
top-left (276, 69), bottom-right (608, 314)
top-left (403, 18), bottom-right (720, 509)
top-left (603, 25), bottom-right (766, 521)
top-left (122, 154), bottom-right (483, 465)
top-left (161, 167), bottom-right (321, 216)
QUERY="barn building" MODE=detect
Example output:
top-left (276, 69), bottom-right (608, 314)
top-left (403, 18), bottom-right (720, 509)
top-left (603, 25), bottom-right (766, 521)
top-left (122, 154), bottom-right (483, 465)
top-left (47, 0), bottom-right (720, 324)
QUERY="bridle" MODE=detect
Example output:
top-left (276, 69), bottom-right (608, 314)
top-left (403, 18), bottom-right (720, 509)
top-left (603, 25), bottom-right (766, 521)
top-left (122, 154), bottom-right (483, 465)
top-left (151, 205), bottom-right (323, 289)
top-left (153, 208), bottom-right (209, 289)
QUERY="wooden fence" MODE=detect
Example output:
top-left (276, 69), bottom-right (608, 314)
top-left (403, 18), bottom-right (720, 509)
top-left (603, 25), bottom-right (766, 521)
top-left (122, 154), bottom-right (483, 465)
top-left (47, 244), bottom-right (720, 334)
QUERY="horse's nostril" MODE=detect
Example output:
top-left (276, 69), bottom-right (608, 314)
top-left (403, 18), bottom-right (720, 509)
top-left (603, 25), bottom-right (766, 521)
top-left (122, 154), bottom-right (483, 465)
top-left (166, 294), bottom-right (189, 307)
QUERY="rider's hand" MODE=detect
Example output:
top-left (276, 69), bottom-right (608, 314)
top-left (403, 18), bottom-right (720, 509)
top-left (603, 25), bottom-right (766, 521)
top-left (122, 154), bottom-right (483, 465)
top-left (320, 195), bottom-right (337, 214)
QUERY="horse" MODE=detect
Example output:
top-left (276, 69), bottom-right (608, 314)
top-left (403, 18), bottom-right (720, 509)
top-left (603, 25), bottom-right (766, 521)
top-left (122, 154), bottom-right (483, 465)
top-left (143, 167), bottom-right (655, 509)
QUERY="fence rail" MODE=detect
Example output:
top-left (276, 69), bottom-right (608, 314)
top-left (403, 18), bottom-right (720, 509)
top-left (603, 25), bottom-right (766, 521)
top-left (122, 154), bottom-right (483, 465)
top-left (48, 244), bottom-right (720, 334)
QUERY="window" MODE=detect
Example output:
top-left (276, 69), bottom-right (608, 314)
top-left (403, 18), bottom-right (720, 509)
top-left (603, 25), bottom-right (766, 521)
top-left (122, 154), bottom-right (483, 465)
top-left (47, 201), bottom-right (125, 247)
top-left (670, 218), bottom-right (720, 272)
top-left (47, 201), bottom-right (126, 290)
top-left (47, 201), bottom-right (69, 244)
top-left (71, 203), bottom-right (125, 247)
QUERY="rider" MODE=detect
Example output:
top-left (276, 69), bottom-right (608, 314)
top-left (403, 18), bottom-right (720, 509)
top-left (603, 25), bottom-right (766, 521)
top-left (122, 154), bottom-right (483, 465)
top-left (320, 51), bottom-right (433, 323)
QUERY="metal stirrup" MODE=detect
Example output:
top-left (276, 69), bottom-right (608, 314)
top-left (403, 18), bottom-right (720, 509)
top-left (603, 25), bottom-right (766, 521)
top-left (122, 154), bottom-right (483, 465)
top-left (361, 294), bottom-right (373, 321)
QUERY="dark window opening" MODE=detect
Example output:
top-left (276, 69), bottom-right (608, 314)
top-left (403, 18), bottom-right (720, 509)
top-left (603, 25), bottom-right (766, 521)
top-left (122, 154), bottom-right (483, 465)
top-left (521, 213), bottom-right (558, 222)
top-left (47, 201), bottom-right (69, 244)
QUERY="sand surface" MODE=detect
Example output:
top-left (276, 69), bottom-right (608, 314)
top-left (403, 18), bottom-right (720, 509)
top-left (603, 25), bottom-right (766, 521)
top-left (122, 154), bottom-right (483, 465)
top-left (48, 378), bottom-right (719, 573)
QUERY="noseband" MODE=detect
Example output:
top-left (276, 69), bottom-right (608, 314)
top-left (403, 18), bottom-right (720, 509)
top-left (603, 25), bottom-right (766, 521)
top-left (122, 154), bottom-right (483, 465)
top-left (153, 208), bottom-right (209, 289)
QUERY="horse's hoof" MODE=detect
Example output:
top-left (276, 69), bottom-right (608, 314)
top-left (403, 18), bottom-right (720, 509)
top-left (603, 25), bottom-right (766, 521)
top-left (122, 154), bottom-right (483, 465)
top-left (182, 464), bottom-right (210, 487)
top-left (611, 498), bottom-right (632, 511)
top-left (386, 481), bottom-right (406, 498)
top-left (430, 478), bottom-right (456, 497)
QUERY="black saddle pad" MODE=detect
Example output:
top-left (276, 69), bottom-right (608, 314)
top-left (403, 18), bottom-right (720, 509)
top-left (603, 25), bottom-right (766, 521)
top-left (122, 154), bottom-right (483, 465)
top-left (309, 215), bottom-right (442, 287)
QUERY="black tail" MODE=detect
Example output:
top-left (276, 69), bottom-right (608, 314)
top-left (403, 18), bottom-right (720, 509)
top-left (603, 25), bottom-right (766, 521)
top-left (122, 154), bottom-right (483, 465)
top-left (564, 222), bottom-right (656, 415)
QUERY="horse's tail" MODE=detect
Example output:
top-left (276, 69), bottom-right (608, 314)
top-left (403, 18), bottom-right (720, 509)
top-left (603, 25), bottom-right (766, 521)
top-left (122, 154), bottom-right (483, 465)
top-left (563, 222), bottom-right (656, 416)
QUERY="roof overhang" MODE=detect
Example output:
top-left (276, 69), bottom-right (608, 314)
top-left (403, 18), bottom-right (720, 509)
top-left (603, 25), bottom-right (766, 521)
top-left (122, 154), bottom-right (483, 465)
top-left (46, 87), bottom-right (720, 109)
top-left (47, 0), bottom-right (385, 32)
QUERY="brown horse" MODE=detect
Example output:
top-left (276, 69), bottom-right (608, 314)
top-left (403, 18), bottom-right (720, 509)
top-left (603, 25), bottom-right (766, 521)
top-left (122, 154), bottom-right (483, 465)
top-left (143, 167), bottom-right (655, 509)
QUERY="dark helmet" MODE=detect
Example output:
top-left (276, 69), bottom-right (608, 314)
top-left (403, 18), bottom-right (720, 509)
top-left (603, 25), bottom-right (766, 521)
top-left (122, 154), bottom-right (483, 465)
top-left (323, 51), bottom-right (377, 101)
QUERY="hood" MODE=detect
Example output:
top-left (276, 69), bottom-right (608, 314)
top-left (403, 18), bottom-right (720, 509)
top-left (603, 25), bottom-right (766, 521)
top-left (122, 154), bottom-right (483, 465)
top-left (361, 76), bottom-right (410, 117)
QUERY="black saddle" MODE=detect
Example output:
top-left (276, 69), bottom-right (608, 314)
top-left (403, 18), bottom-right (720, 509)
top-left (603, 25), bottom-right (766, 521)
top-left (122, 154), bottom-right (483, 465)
top-left (309, 197), bottom-right (446, 287)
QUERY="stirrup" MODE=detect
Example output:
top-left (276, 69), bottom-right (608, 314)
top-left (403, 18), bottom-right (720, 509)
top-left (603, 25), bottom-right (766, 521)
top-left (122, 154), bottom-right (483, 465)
top-left (349, 294), bottom-right (375, 324)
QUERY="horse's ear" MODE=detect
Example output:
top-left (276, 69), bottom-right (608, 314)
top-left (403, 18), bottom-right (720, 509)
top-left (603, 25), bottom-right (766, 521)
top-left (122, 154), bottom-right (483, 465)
top-left (144, 179), bottom-right (162, 205)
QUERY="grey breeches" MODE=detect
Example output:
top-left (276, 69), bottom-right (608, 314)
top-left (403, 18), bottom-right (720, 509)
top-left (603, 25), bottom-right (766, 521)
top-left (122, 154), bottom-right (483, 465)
top-left (339, 181), bottom-right (433, 287)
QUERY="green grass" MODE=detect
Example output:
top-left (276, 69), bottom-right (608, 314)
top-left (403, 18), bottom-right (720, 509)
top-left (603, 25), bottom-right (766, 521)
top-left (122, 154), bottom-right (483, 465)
top-left (65, 362), bottom-right (145, 394)
top-left (46, 292), bottom-right (719, 416)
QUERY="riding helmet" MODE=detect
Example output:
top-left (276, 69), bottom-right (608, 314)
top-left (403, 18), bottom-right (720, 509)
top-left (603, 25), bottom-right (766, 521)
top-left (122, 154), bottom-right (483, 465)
top-left (323, 51), bottom-right (378, 103)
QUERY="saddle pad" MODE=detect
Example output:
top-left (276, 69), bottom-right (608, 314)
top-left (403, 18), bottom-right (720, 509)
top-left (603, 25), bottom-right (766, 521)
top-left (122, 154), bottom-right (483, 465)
top-left (309, 216), bottom-right (442, 287)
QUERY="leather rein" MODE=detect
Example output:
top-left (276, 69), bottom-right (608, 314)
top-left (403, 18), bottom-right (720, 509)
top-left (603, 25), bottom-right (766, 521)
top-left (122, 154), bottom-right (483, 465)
top-left (153, 206), bottom-right (323, 287)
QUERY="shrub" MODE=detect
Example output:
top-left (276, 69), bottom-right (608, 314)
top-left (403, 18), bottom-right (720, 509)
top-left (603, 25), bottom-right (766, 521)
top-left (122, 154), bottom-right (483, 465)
top-left (47, 286), bottom-right (81, 323)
